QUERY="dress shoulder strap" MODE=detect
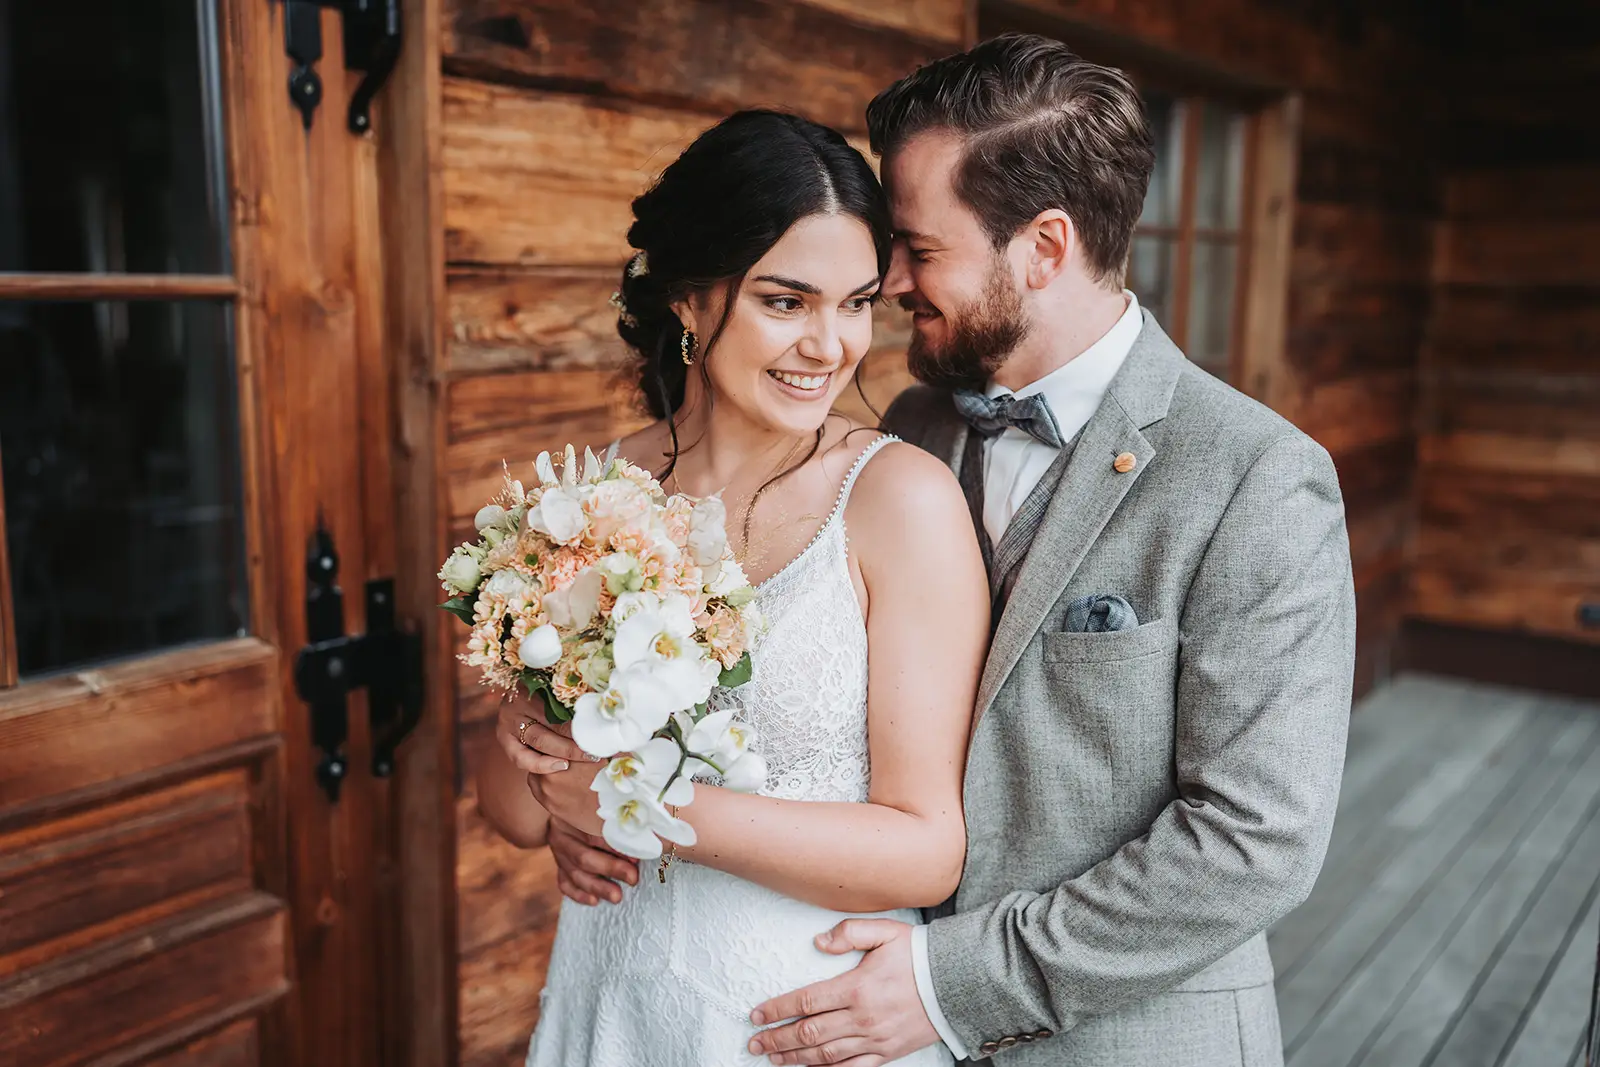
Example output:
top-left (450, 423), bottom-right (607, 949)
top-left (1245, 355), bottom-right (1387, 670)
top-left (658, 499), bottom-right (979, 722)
top-left (832, 433), bottom-right (900, 519)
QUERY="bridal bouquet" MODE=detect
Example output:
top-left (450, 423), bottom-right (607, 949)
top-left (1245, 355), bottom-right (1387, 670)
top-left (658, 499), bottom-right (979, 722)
top-left (439, 444), bottom-right (765, 859)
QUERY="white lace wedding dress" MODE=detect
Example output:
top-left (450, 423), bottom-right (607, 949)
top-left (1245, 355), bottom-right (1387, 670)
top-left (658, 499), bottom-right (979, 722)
top-left (526, 434), bottom-right (952, 1067)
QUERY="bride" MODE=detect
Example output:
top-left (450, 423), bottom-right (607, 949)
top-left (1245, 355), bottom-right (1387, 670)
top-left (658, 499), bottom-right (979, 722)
top-left (477, 109), bottom-right (989, 1067)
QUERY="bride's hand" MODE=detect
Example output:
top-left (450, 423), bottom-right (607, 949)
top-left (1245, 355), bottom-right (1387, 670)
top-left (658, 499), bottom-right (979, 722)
top-left (495, 703), bottom-right (596, 775)
top-left (526, 760), bottom-right (606, 838)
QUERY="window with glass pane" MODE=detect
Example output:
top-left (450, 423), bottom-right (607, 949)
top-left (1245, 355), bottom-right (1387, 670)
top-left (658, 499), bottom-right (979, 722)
top-left (1129, 92), bottom-right (1248, 382)
top-left (0, 0), bottom-right (245, 679)
top-left (0, 0), bottom-right (228, 275)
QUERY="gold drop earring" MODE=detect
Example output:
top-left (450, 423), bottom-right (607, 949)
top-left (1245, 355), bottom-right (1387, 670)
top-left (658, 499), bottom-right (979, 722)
top-left (681, 329), bottom-right (697, 366)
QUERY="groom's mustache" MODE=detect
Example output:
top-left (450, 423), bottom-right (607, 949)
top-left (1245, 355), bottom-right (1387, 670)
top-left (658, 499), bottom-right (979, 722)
top-left (898, 296), bottom-right (939, 315)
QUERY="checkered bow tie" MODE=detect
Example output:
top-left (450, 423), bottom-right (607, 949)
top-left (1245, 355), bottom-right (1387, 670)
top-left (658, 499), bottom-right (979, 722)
top-left (952, 390), bottom-right (1065, 449)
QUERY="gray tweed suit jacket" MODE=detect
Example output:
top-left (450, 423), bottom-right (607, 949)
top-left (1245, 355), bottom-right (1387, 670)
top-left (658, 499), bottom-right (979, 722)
top-left (884, 312), bottom-right (1355, 1066)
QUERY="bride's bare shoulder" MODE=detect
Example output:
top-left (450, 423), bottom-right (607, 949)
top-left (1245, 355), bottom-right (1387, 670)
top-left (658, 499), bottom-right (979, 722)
top-left (844, 432), bottom-right (969, 536)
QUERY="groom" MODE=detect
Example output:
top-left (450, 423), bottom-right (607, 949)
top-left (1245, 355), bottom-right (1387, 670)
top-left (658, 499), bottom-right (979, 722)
top-left (546, 33), bottom-right (1355, 1066)
top-left (750, 35), bottom-right (1353, 1066)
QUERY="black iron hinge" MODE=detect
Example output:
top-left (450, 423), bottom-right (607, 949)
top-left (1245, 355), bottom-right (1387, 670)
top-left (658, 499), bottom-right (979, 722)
top-left (282, 0), bottom-right (402, 134)
top-left (294, 524), bottom-right (423, 802)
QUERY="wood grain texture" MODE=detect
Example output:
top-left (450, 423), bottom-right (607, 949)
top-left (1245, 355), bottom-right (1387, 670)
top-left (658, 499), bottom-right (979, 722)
top-left (0, 274), bottom-right (239, 301)
top-left (222, 2), bottom-right (393, 1060)
top-left (1426, 284), bottom-right (1600, 379)
top-left (0, 639), bottom-right (277, 813)
top-left (375, 0), bottom-right (460, 1063)
top-left (445, 368), bottom-right (650, 520)
top-left (142, 1018), bottom-right (259, 1067)
top-left (444, 79), bottom-right (714, 268)
top-left (448, 268), bottom-right (632, 375)
top-left (1294, 370), bottom-right (1417, 459)
top-left (0, 770), bottom-right (252, 977)
top-left (1435, 221), bottom-right (1600, 288)
top-left (442, 0), bottom-right (946, 134)
top-left (0, 892), bottom-right (287, 1067)
top-left (795, 0), bottom-right (968, 43)
top-left (459, 920), bottom-right (554, 1067)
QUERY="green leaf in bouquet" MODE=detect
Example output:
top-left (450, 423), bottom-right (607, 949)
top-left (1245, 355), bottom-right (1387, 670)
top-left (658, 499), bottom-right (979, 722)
top-left (439, 596), bottom-right (476, 625)
top-left (718, 651), bottom-right (753, 689)
top-left (521, 671), bottom-right (574, 725)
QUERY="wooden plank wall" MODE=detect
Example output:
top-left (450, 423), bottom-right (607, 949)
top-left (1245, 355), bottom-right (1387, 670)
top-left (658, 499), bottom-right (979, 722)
top-left (1412, 14), bottom-right (1600, 650)
top-left (436, 2), bottom-right (963, 1062)
top-left (995, 0), bottom-right (1442, 695)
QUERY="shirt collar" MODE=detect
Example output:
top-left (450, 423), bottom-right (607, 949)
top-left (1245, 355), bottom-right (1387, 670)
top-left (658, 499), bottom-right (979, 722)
top-left (986, 292), bottom-right (1143, 436)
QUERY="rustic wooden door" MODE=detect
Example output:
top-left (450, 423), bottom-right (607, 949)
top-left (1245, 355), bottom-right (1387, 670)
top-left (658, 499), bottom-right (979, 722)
top-left (0, 1), bottom-right (429, 1064)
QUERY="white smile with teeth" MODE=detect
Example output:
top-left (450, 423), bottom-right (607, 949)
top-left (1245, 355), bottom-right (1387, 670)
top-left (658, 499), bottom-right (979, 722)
top-left (769, 370), bottom-right (829, 390)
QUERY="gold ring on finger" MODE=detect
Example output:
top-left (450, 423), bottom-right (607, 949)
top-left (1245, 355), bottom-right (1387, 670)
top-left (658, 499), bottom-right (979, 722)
top-left (517, 720), bottom-right (533, 747)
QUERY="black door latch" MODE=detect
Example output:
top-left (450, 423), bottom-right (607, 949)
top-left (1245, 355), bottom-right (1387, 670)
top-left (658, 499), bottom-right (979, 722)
top-left (282, 0), bottom-right (402, 133)
top-left (294, 524), bottom-right (423, 802)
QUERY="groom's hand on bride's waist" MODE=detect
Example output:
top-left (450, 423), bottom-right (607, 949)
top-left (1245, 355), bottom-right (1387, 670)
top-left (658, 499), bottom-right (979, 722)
top-left (747, 919), bottom-right (938, 1066)
top-left (547, 816), bottom-right (638, 906)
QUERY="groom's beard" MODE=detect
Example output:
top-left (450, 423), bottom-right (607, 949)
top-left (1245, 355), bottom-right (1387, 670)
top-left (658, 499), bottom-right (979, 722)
top-left (904, 262), bottom-right (1032, 393)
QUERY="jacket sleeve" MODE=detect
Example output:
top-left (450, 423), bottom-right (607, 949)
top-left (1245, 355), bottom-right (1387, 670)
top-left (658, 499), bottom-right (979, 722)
top-left (925, 432), bottom-right (1356, 1055)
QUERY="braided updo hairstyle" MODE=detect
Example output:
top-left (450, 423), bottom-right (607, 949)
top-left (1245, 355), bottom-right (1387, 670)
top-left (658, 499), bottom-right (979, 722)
top-left (614, 110), bottom-right (891, 432)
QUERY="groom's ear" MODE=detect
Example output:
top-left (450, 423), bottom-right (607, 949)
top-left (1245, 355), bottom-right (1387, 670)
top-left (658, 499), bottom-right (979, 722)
top-left (1023, 209), bottom-right (1075, 290)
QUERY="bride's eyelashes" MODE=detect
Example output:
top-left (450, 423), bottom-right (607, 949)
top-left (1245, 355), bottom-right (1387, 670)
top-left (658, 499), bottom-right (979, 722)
top-left (756, 292), bottom-right (879, 315)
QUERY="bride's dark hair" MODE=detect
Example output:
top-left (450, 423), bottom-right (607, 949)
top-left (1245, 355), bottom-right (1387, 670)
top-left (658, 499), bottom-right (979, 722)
top-left (614, 109), bottom-right (891, 477)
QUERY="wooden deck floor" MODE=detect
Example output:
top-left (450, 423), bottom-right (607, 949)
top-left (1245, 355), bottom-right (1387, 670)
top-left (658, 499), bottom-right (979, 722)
top-left (1269, 673), bottom-right (1600, 1067)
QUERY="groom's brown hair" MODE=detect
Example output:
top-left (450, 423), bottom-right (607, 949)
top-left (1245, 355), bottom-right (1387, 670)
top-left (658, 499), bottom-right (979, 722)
top-left (867, 33), bottom-right (1154, 287)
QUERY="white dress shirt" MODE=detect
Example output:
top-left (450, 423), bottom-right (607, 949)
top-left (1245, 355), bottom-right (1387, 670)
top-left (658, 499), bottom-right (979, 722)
top-left (910, 290), bottom-right (1143, 1060)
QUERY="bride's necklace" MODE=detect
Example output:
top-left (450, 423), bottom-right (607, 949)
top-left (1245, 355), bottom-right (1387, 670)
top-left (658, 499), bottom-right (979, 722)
top-left (669, 437), bottom-right (807, 558)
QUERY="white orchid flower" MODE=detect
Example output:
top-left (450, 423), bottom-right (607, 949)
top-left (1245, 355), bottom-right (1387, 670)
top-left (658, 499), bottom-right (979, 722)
top-left (594, 737), bottom-right (693, 806)
top-left (595, 788), bottom-right (696, 859)
top-left (544, 566), bottom-right (603, 630)
top-left (474, 504), bottom-right (507, 532)
top-left (686, 707), bottom-right (756, 767)
top-left (526, 485), bottom-right (587, 545)
top-left (582, 446), bottom-right (604, 484)
top-left (721, 750), bottom-right (768, 793)
top-left (535, 451), bottom-right (559, 486)
top-left (570, 668), bottom-right (674, 758)
top-left (439, 547), bottom-right (481, 593)
top-left (516, 623), bottom-right (562, 669)
top-left (687, 495), bottom-right (729, 566)
top-left (612, 595), bottom-right (715, 710)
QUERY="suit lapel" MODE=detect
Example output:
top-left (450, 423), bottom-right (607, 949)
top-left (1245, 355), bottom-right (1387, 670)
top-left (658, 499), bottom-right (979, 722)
top-left (974, 312), bottom-right (1186, 722)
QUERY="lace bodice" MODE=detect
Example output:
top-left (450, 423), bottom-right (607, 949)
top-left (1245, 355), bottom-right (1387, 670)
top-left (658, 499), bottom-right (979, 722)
top-left (705, 434), bottom-right (897, 804)
top-left (527, 434), bottom-right (949, 1067)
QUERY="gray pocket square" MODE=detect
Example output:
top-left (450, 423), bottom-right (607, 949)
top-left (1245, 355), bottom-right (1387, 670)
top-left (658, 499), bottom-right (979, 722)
top-left (1065, 594), bottom-right (1139, 633)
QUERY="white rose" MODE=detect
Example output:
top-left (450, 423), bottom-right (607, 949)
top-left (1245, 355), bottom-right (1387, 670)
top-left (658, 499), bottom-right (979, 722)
top-left (439, 549), bottom-right (481, 593)
top-left (516, 624), bottom-right (562, 669)
top-left (485, 568), bottom-right (529, 600)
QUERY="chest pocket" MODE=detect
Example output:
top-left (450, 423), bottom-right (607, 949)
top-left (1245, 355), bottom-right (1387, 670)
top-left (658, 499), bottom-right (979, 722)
top-left (1042, 617), bottom-right (1179, 802)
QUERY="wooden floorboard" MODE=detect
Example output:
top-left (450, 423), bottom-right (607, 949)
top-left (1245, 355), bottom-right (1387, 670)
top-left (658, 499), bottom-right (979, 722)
top-left (1269, 679), bottom-right (1541, 982)
top-left (1272, 675), bottom-right (1600, 1067)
